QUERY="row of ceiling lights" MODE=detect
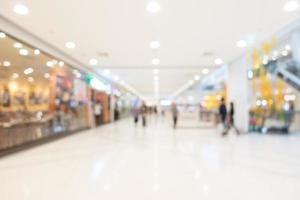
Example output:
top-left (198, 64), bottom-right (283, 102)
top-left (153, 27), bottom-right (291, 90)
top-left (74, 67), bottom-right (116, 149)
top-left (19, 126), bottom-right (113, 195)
top-left (10, 3), bottom-right (136, 94)
top-left (10, 1), bottom-right (299, 94)
top-left (0, 33), bottom-right (62, 83)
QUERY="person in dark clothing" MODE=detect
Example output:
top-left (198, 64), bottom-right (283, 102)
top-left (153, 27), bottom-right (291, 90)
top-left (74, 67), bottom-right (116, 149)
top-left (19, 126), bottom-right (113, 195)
top-left (223, 102), bottom-right (240, 136)
top-left (219, 98), bottom-right (227, 133)
top-left (171, 103), bottom-right (179, 129)
top-left (140, 102), bottom-right (147, 127)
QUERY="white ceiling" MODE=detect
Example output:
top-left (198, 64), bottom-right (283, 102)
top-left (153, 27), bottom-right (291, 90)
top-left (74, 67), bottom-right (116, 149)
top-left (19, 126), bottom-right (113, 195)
top-left (0, 0), bottom-right (300, 96)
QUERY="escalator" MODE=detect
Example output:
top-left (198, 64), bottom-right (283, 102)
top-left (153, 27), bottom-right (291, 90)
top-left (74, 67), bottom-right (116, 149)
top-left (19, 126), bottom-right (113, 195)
top-left (264, 54), bottom-right (300, 91)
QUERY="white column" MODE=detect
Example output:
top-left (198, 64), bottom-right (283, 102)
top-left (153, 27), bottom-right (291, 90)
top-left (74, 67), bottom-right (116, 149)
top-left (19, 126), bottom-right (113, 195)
top-left (227, 56), bottom-right (249, 132)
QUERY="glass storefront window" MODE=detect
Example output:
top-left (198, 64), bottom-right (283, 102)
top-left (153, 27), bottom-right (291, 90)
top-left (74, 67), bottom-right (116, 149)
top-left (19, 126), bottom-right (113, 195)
top-left (0, 31), bottom-right (90, 151)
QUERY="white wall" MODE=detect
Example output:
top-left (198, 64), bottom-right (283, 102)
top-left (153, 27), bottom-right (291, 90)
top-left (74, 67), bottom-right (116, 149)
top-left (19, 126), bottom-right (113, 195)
top-left (227, 56), bottom-right (249, 132)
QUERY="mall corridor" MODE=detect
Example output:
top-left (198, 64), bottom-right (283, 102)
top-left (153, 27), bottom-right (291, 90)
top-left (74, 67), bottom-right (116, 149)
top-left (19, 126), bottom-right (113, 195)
top-left (1, 0), bottom-right (300, 199)
top-left (0, 117), bottom-right (299, 200)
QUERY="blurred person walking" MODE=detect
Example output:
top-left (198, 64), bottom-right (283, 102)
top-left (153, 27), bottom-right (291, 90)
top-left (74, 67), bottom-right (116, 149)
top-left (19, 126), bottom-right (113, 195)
top-left (94, 100), bottom-right (102, 126)
top-left (218, 98), bottom-right (227, 135)
top-left (140, 101), bottom-right (147, 127)
top-left (133, 106), bottom-right (139, 126)
top-left (172, 103), bottom-right (179, 129)
top-left (223, 102), bottom-right (240, 136)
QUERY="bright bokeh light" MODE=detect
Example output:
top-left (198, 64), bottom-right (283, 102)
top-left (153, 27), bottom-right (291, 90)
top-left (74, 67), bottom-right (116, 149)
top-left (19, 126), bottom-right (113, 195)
top-left (65, 41), bottom-right (76, 49)
top-left (89, 58), bottom-right (98, 65)
top-left (215, 58), bottom-right (223, 65)
top-left (152, 58), bottom-right (160, 65)
top-left (150, 41), bottom-right (160, 49)
top-left (19, 49), bottom-right (29, 56)
top-left (14, 4), bottom-right (29, 15)
top-left (236, 40), bottom-right (247, 48)
top-left (284, 1), bottom-right (299, 12)
top-left (147, 2), bottom-right (161, 13)
top-left (0, 32), bottom-right (6, 38)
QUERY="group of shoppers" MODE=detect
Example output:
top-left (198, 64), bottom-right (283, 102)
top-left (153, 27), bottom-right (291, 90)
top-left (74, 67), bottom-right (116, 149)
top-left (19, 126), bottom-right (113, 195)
top-left (133, 101), bottom-right (148, 127)
top-left (219, 98), bottom-right (240, 136)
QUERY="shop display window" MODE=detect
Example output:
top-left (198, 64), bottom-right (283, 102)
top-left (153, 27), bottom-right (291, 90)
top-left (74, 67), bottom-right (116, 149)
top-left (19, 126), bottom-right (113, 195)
top-left (0, 31), bottom-right (90, 151)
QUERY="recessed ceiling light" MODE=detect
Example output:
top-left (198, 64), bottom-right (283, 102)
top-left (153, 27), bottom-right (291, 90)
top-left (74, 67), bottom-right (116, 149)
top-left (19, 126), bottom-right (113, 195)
top-left (59, 61), bottom-right (64, 67)
top-left (215, 58), bottom-right (223, 65)
top-left (194, 75), bottom-right (200, 80)
top-left (12, 73), bottom-right (19, 79)
top-left (89, 58), bottom-right (98, 65)
top-left (150, 41), bottom-right (160, 49)
top-left (44, 73), bottom-right (50, 79)
top-left (34, 49), bottom-right (40, 55)
top-left (28, 77), bottom-right (34, 82)
top-left (46, 61), bottom-right (54, 67)
top-left (0, 32), bottom-right (6, 38)
top-left (147, 2), bottom-right (161, 13)
top-left (19, 48), bottom-right (29, 56)
top-left (236, 40), bottom-right (247, 48)
top-left (3, 61), bottom-right (11, 67)
top-left (65, 41), bottom-right (76, 49)
top-left (152, 58), bottom-right (160, 65)
top-left (153, 69), bottom-right (160, 74)
top-left (24, 67), bottom-right (33, 75)
top-left (202, 68), bottom-right (209, 74)
top-left (13, 42), bottom-right (23, 49)
top-left (153, 75), bottom-right (159, 81)
top-left (14, 4), bottom-right (29, 15)
top-left (284, 1), bottom-right (299, 12)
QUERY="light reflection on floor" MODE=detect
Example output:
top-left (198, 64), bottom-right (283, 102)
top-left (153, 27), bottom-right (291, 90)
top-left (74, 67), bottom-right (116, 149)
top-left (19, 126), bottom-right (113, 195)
top-left (0, 117), bottom-right (299, 200)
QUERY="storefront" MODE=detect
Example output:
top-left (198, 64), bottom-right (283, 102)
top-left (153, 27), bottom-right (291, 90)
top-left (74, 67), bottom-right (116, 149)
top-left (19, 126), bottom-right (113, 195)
top-left (0, 31), bottom-right (90, 151)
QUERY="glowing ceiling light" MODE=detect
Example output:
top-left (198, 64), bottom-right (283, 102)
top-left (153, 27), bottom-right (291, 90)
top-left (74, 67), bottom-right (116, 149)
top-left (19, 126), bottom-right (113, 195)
top-left (153, 75), bottom-right (159, 81)
top-left (3, 61), bottom-right (11, 67)
top-left (236, 40), bottom-right (247, 48)
top-left (19, 48), bottom-right (29, 56)
top-left (46, 61), bottom-right (54, 67)
top-left (150, 41), bottom-right (160, 49)
top-left (89, 58), bottom-right (98, 65)
top-left (34, 49), bottom-right (40, 55)
top-left (214, 58), bottom-right (223, 65)
top-left (13, 4), bottom-right (29, 15)
top-left (65, 41), bottom-right (76, 49)
top-left (152, 58), bottom-right (160, 65)
top-left (44, 73), bottom-right (50, 79)
top-left (0, 32), bottom-right (6, 38)
top-left (12, 73), bottom-right (19, 79)
top-left (284, 1), bottom-right (299, 12)
top-left (147, 2), bottom-right (161, 13)
top-left (285, 44), bottom-right (291, 51)
top-left (59, 61), bottom-right (64, 67)
top-left (24, 67), bottom-right (34, 75)
top-left (13, 42), bottom-right (23, 49)
top-left (194, 75), bottom-right (200, 80)
top-left (202, 68), bottom-right (209, 74)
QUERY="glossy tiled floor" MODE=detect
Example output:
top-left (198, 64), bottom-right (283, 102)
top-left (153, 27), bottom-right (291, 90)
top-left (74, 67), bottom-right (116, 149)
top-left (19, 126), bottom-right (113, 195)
top-left (0, 117), bottom-right (300, 200)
